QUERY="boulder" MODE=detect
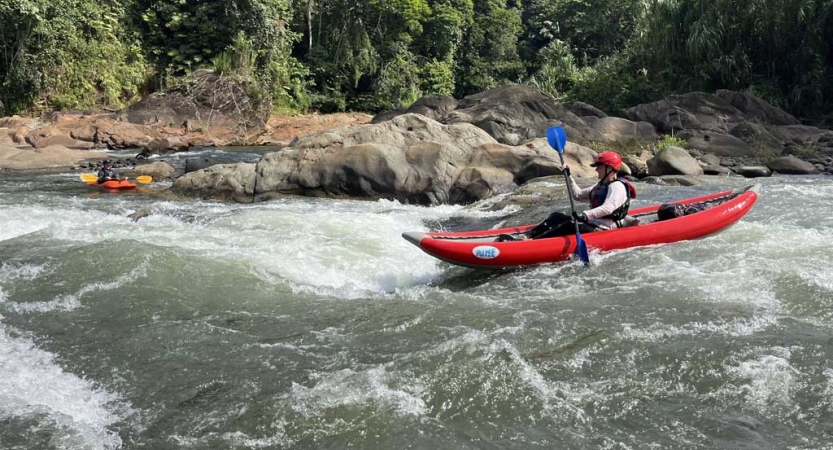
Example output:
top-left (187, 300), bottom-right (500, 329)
top-left (582, 116), bottom-right (658, 142)
top-left (0, 128), bottom-right (14, 146)
top-left (124, 161), bottom-right (176, 180)
top-left (767, 155), bottom-right (820, 174)
top-left (728, 121), bottom-right (783, 154)
top-left (648, 146), bottom-right (704, 176)
top-left (185, 157), bottom-right (225, 174)
top-left (173, 163), bottom-right (257, 200)
top-left (623, 151), bottom-right (651, 178)
top-left (700, 153), bottom-right (722, 166)
top-left (626, 92), bottom-right (743, 133)
top-left (702, 164), bottom-right (731, 175)
top-left (371, 95), bottom-right (458, 124)
top-left (771, 125), bottom-right (828, 144)
top-left (714, 90), bottom-right (801, 125)
top-left (174, 113), bottom-right (599, 204)
top-left (146, 136), bottom-right (189, 154)
top-left (569, 101), bottom-right (607, 118)
top-left (0, 145), bottom-right (108, 170)
top-left (681, 131), bottom-right (755, 157)
top-left (733, 166), bottom-right (772, 178)
top-left (24, 126), bottom-right (95, 149)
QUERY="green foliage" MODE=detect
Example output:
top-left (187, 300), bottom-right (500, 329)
top-left (0, 0), bottom-right (148, 114)
top-left (789, 143), bottom-right (820, 160)
top-left (454, 0), bottom-right (525, 96)
top-left (525, 0), bottom-right (641, 64)
top-left (526, 40), bottom-right (582, 100)
top-left (657, 134), bottom-right (687, 150)
top-left (420, 59), bottom-right (455, 95)
top-left (1, 0), bottom-right (832, 122)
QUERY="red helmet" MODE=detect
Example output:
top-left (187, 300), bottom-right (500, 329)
top-left (590, 151), bottom-right (623, 170)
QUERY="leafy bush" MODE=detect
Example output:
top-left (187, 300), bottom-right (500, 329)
top-left (656, 134), bottom-right (687, 149)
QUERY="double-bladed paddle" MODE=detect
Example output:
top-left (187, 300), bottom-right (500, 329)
top-left (79, 174), bottom-right (153, 184)
top-left (546, 126), bottom-right (590, 266)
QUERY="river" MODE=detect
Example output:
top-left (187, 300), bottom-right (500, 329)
top-left (1, 149), bottom-right (832, 449)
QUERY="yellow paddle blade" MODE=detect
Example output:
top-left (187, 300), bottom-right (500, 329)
top-left (79, 173), bottom-right (98, 182)
top-left (136, 175), bottom-right (153, 184)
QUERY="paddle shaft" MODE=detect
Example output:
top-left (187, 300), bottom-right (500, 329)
top-left (556, 152), bottom-right (583, 236)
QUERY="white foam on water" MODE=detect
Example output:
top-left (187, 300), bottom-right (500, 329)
top-left (0, 323), bottom-right (126, 449)
top-left (0, 262), bottom-right (47, 281)
top-left (290, 365), bottom-right (427, 417)
top-left (0, 205), bottom-right (51, 241)
top-left (725, 349), bottom-right (800, 411)
top-left (6, 261), bottom-right (149, 314)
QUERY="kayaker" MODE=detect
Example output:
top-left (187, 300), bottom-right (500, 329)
top-left (501, 151), bottom-right (637, 241)
top-left (97, 160), bottom-right (120, 184)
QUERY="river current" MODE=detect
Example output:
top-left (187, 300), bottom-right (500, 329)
top-left (1, 149), bottom-right (832, 449)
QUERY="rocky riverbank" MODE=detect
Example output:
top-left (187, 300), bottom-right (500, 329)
top-left (3, 78), bottom-right (831, 206)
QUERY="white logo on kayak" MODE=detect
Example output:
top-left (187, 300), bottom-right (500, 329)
top-left (472, 245), bottom-right (500, 260)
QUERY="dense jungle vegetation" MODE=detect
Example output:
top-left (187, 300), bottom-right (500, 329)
top-left (1, 0), bottom-right (831, 122)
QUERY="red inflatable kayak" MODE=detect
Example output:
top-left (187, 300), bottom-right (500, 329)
top-left (403, 184), bottom-right (760, 269)
top-left (87, 180), bottom-right (137, 190)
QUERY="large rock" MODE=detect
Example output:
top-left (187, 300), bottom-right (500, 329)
top-left (569, 101), bottom-right (607, 118)
top-left (442, 84), bottom-right (605, 145)
top-left (648, 146), bottom-right (704, 176)
top-left (173, 113), bottom-right (599, 204)
top-left (714, 90), bottom-right (801, 126)
top-left (0, 145), bottom-right (108, 170)
top-left (0, 128), bottom-right (14, 146)
top-left (372, 95), bottom-right (458, 124)
top-left (767, 155), bottom-right (821, 174)
top-left (173, 163), bottom-right (257, 201)
top-left (122, 161), bottom-right (176, 181)
top-left (24, 125), bottom-right (95, 149)
top-left (733, 166), bottom-right (772, 178)
top-left (582, 116), bottom-right (658, 142)
top-left (681, 131), bottom-right (755, 157)
top-left (626, 90), bottom-right (805, 140)
top-left (185, 157), bottom-right (224, 174)
top-left (373, 84), bottom-right (659, 146)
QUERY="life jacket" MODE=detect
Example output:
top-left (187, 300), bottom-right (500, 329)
top-left (588, 178), bottom-right (637, 222)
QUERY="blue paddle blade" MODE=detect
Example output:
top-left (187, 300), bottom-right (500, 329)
top-left (574, 231), bottom-right (590, 266)
top-left (546, 126), bottom-right (568, 153)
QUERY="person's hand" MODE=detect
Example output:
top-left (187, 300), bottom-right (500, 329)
top-left (561, 165), bottom-right (571, 177)
top-left (572, 211), bottom-right (588, 223)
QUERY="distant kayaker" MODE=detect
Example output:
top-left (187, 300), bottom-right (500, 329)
top-left (97, 160), bottom-right (120, 184)
top-left (500, 151), bottom-right (637, 241)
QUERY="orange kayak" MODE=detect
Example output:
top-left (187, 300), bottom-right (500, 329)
top-left (87, 180), bottom-right (137, 190)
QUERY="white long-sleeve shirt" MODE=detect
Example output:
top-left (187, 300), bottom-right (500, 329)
top-left (567, 177), bottom-right (629, 230)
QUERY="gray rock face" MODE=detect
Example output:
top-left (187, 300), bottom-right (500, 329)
top-left (681, 131), bottom-right (755, 157)
top-left (374, 84), bottom-right (655, 147)
top-left (733, 166), bottom-right (773, 178)
top-left (627, 91), bottom-right (801, 134)
top-left (0, 145), bottom-right (108, 170)
top-left (582, 116), bottom-right (658, 142)
top-left (569, 101), bottom-right (607, 118)
top-left (173, 162), bottom-right (257, 200)
top-left (185, 157), bottom-right (224, 174)
top-left (767, 155), bottom-right (821, 174)
top-left (173, 113), bottom-right (599, 205)
top-left (648, 146), bottom-right (704, 176)
top-left (714, 90), bottom-right (801, 126)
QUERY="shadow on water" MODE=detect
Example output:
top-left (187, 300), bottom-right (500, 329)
top-left (429, 264), bottom-right (528, 291)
